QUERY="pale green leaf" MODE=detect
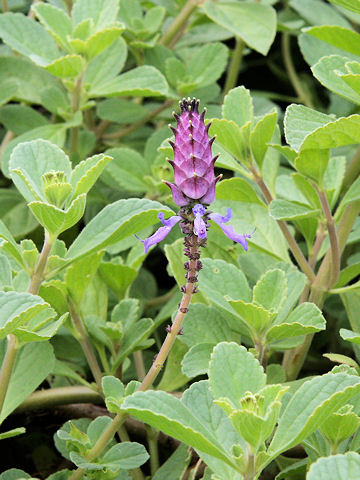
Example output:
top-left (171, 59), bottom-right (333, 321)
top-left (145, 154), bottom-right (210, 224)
top-left (72, 0), bottom-right (119, 31)
top-left (45, 55), bottom-right (84, 78)
top-left (71, 154), bottom-right (112, 198)
top-left (210, 118), bottom-right (251, 166)
top-left (103, 148), bottom-right (150, 193)
top-left (65, 251), bottom-right (103, 305)
top-left (0, 12), bottom-right (59, 65)
top-left (251, 111), bottom-right (277, 170)
top-left (99, 262), bottom-right (137, 299)
top-left (305, 26), bottom-right (360, 57)
top-left (209, 342), bottom-right (266, 407)
top-left (307, 452), bottom-right (360, 480)
top-left (290, 0), bottom-right (351, 27)
top-left (0, 105), bottom-right (47, 136)
top-left (253, 269), bottom-right (286, 314)
top-left (268, 373), bottom-right (360, 457)
top-left (33, 3), bottom-right (72, 51)
top-left (222, 86), bottom-right (253, 127)
top-left (83, 26), bottom-right (124, 59)
top-left (89, 65), bottom-right (168, 97)
top-left (181, 343), bottom-right (215, 377)
top-left (188, 42), bottom-right (228, 88)
top-left (204, 1), bottom-right (276, 55)
top-left (328, 0), bottom-right (360, 14)
top-left (270, 199), bottom-right (320, 220)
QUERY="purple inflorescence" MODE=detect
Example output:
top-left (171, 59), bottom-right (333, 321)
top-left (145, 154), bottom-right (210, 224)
top-left (136, 98), bottom-right (253, 253)
top-left (165, 98), bottom-right (221, 206)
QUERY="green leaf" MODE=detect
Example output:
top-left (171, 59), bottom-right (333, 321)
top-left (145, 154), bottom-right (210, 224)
top-left (84, 37), bottom-right (127, 91)
top-left (228, 300), bottom-right (272, 338)
top-left (102, 375), bottom-right (125, 413)
top-left (307, 453), bottom-right (360, 480)
top-left (0, 342), bottom-right (55, 422)
top-left (187, 42), bottom-right (228, 88)
top-left (0, 291), bottom-right (54, 340)
top-left (210, 118), bottom-right (251, 166)
top-left (33, 3), bottom-right (72, 51)
top-left (97, 98), bottom-right (147, 123)
top-left (0, 105), bottom-right (47, 136)
top-left (253, 269), bottom-right (287, 313)
top-left (267, 302), bottom-right (326, 343)
top-left (222, 86), bottom-right (253, 127)
top-left (328, 0), bottom-right (360, 14)
top-left (65, 252), bottom-right (103, 305)
top-left (82, 26), bottom-right (124, 59)
top-left (152, 444), bottom-right (191, 480)
top-left (290, 0), bottom-right (351, 27)
top-left (268, 373), bottom-right (360, 458)
top-left (305, 26), bottom-right (360, 57)
top-left (72, 0), bottom-right (119, 31)
top-left (209, 342), bottom-right (266, 406)
top-left (270, 199), bottom-right (320, 221)
top-left (66, 199), bottom-right (173, 261)
top-left (99, 262), bottom-right (137, 299)
top-left (29, 194), bottom-right (86, 239)
top-left (251, 111), bottom-right (277, 170)
top-left (340, 328), bottom-right (360, 345)
top-left (2, 125), bottom-right (67, 178)
top-left (0, 12), bottom-right (59, 65)
top-left (13, 313), bottom-right (67, 343)
top-left (0, 469), bottom-right (31, 479)
top-left (311, 55), bottom-right (360, 104)
top-left (203, 1), bottom-right (276, 55)
top-left (45, 55), bottom-right (84, 78)
top-left (284, 104), bottom-right (333, 152)
top-left (70, 154), bottom-right (112, 198)
top-left (89, 65), bottom-right (168, 97)
top-left (0, 220), bottom-right (24, 268)
top-left (181, 343), bottom-right (215, 377)
top-left (103, 148), bottom-right (150, 193)
top-left (122, 384), bottom-right (238, 469)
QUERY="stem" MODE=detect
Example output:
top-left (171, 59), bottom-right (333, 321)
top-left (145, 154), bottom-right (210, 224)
top-left (102, 100), bottom-right (173, 140)
top-left (283, 200), bottom-right (360, 380)
top-left (281, 32), bottom-right (314, 108)
top-left (0, 334), bottom-right (19, 416)
top-left (341, 144), bottom-right (360, 196)
top-left (223, 37), bottom-right (245, 98)
top-left (146, 425), bottom-right (160, 476)
top-left (252, 171), bottom-right (315, 282)
top-left (69, 233), bottom-right (201, 480)
top-left (15, 386), bottom-right (102, 413)
top-left (139, 237), bottom-right (199, 392)
top-left (133, 351), bottom-right (146, 381)
top-left (69, 73), bottom-right (84, 156)
top-left (28, 230), bottom-right (53, 294)
top-left (316, 188), bottom-right (340, 288)
top-left (69, 412), bottom-right (128, 480)
top-left (308, 224), bottom-right (326, 269)
top-left (1, 0), bottom-right (8, 12)
top-left (28, 0), bottom-right (42, 18)
top-left (0, 131), bottom-right (15, 157)
top-left (68, 300), bottom-right (103, 393)
top-left (0, 231), bottom-right (53, 420)
top-left (144, 285), bottom-right (177, 309)
top-left (159, 0), bottom-right (201, 47)
top-left (118, 426), bottom-right (145, 480)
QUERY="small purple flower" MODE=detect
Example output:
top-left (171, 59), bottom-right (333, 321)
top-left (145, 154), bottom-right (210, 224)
top-left (136, 212), bottom-right (181, 253)
top-left (136, 98), bottom-right (253, 253)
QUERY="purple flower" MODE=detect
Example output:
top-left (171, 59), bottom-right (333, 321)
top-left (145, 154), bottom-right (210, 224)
top-left (165, 98), bottom-right (221, 206)
top-left (136, 98), bottom-right (254, 253)
top-left (136, 212), bottom-right (181, 253)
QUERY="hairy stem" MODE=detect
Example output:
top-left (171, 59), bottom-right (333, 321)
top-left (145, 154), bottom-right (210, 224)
top-left (69, 73), bottom-right (84, 156)
top-left (69, 233), bottom-right (201, 480)
top-left (223, 37), bottom-right (245, 98)
top-left (341, 144), bottom-right (360, 196)
top-left (102, 100), bottom-right (173, 140)
top-left (146, 425), bottom-right (160, 476)
top-left (15, 386), bottom-right (103, 413)
top-left (316, 188), bottom-right (340, 288)
top-left (29, 231), bottom-right (53, 294)
top-left (133, 351), bottom-right (146, 381)
top-left (159, 0), bottom-right (202, 47)
top-left (68, 300), bottom-right (103, 393)
top-left (0, 334), bottom-right (19, 417)
top-left (252, 171), bottom-right (315, 282)
top-left (281, 32), bottom-right (314, 108)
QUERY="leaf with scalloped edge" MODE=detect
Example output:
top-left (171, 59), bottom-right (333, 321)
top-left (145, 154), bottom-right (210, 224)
top-left (70, 154), bottom-right (112, 199)
top-left (307, 452), bottom-right (360, 480)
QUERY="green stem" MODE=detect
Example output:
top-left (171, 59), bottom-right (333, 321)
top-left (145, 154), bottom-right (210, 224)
top-left (159, 0), bottom-right (201, 47)
top-left (102, 100), bottom-right (173, 140)
top-left (146, 425), bottom-right (160, 476)
top-left (0, 231), bottom-right (53, 420)
top-left (118, 426), bottom-right (145, 480)
top-left (223, 37), bottom-right (245, 98)
top-left (341, 144), bottom-right (360, 196)
top-left (252, 171), bottom-right (315, 282)
top-left (316, 188), bottom-right (340, 288)
top-left (15, 386), bottom-right (102, 413)
top-left (68, 300), bottom-right (103, 393)
top-left (1, 0), bottom-right (8, 12)
top-left (144, 285), bottom-right (177, 309)
top-left (281, 32), bottom-right (314, 108)
top-left (133, 351), bottom-right (146, 381)
top-left (69, 73), bottom-right (84, 156)
top-left (283, 201), bottom-right (360, 380)
top-left (0, 334), bottom-right (19, 417)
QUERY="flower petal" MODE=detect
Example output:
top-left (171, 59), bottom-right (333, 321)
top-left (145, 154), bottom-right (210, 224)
top-left (136, 214), bottom-right (181, 253)
top-left (209, 208), bottom-right (252, 251)
top-left (192, 204), bottom-right (207, 239)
